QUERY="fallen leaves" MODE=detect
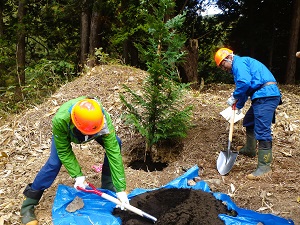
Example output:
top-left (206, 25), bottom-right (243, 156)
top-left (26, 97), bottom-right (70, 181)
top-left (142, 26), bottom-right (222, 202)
top-left (0, 65), bottom-right (299, 225)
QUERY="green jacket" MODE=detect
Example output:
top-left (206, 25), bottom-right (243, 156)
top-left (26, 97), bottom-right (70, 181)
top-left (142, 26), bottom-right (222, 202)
top-left (52, 96), bottom-right (126, 192)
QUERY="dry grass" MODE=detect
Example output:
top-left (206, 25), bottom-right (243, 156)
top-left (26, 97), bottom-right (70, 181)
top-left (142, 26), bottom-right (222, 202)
top-left (0, 65), bottom-right (299, 225)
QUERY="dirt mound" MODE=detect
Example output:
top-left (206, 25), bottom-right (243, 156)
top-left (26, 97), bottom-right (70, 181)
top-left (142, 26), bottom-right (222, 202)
top-left (0, 65), bottom-right (299, 225)
top-left (113, 188), bottom-right (234, 225)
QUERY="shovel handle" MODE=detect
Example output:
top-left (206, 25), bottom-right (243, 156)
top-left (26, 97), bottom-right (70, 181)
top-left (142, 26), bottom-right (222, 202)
top-left (228, 103), bottom-right (236, 143)
top-left (77, 183), bottom-right (157, 223)
top-left (99, 192), bottom-right (157, 222)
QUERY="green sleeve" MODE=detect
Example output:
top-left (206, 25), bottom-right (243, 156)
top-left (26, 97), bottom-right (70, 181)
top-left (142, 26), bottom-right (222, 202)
top-left (102, 112), bottom-right (126, 192)
top-left (52, 121), bottom-right (83, 178)
top-left (52, 97), bottom-right (85, 178)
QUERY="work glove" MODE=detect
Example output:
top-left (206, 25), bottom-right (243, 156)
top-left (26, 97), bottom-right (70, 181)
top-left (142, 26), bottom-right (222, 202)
top-left (116, 191), bottom-right (130, 210)
top-left (227, 94), bottom-right (237, 106)
top-left (74, 176), bottom-right (88, 189)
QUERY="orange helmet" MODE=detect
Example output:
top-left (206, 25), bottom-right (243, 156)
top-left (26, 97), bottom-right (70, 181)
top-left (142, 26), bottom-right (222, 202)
top-left (71, 99), bottom-right (104, 135)
top-left (214, 48), bottom-right (233, 66)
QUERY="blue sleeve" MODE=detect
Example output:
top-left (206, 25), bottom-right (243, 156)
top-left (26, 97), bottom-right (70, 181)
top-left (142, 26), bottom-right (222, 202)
top-left (232, 57), bottom-right (251, 108)
top-left (236, 95), bottom-right (248, 109)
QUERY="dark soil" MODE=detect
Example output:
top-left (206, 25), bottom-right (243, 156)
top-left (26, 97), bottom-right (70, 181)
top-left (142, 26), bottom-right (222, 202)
top-left (128, 154), bottom-right (168, 171)
top-left (113, 188), bottom-right (235, 225)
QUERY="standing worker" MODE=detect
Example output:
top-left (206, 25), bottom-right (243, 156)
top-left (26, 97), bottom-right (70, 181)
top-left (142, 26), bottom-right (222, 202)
top-left (214, 48), bottom-right (282, 180)
top-left (20, 96), bottom-right (129, 225)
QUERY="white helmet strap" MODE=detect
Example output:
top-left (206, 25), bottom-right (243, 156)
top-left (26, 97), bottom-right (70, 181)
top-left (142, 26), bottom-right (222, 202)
top-left (224, 54), bottom-right (233, 63)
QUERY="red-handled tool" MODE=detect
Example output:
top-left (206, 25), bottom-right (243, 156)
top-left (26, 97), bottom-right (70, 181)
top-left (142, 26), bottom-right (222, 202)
top-left (77, 182), bottom-right (157, 223)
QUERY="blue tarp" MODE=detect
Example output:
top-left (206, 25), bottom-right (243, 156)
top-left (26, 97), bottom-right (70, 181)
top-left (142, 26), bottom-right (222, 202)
top-left (52, 165), bottom-right (294, 225)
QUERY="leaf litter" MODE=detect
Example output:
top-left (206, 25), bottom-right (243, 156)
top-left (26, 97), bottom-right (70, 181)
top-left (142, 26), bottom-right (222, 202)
top-left (0, 65), bottom-right (299, 224)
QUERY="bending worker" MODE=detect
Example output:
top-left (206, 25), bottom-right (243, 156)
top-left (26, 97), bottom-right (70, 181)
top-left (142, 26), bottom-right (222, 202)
top-left (20, 96), bottom-right (129, 225)
top-left (215, 48), bottom-right (281, 180)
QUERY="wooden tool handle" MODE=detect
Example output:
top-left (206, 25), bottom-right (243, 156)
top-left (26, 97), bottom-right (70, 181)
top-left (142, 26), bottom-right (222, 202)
top-left (228, 103), bottom-right (236, 142)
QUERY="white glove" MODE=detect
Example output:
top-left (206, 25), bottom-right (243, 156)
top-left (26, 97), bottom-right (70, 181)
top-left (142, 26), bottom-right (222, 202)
top-left (116, 191), bottom-right (130, 210)
top-left (74, 176), bottom-right (88, 189)
top-left (227, 95), bottom-right (237, 106)
top-left (236, 108), bottom-right (242, 115)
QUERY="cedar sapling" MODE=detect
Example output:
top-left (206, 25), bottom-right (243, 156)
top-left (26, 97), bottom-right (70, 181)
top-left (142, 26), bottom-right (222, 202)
top-left (120, 0), bottom-right (193, 161)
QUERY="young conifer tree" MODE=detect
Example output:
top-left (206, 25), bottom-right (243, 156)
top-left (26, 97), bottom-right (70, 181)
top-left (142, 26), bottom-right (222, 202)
top-left (120, 0), bottom-right (193, 160)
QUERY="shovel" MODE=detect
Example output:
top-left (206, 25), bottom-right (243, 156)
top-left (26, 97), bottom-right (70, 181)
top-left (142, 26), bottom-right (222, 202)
top-left (217, 103), bottom-right (238, 175)
top-left (77, 182), bottom-right (157, 223)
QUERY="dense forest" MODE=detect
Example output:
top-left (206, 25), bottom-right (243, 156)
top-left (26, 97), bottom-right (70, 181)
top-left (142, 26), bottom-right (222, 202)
top-left (0, 0), bottom-right (299, 115)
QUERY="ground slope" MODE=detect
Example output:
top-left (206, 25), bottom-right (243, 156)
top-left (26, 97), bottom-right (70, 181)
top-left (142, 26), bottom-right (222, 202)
top-left (0, 65), bottom-right (299, 225)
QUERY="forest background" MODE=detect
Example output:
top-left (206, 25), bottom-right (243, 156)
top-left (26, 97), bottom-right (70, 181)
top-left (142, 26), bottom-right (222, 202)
top-left (0, 0), bottom-right (299, 117)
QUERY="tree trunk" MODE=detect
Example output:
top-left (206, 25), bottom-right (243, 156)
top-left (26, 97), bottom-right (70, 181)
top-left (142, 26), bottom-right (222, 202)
top-left (0, 2), bottom-right (4, 36)
top-left (16, 0), bottom-right (26, 101)
top-left (120, 0), bottom-right (139, 66)
top-left (123, 39), bottom-right (130, 65)
top-left (0, 1), bottom-right (4, 84)
top-left (123, 39), bottom-right (138, 66)
top-left (285, 0), bottom-right (300, 84)
top-left (267, 1), bottom-right (276, 70)
top-left (87, 2), bottom-right (101, 67)
top-left (130, 42), bottom-right (138, 66)
top-left (248, 0), bottom-right (256, 57)
top-left (80, 0), bottom-right (91, 70)
top-left (178, 39), bottom-right (199, 89)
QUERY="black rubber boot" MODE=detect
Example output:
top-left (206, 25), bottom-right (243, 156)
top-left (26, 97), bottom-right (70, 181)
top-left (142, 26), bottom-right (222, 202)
top-left (101, 175), bottom-right (117, 192)
top-left (247, 141), bottom-right (272, 180)
top-left (237, 129), bottom-right (257, 157)
top-left (20, 184), bottom-right (44, 225)
top-left (101, 164), bottom-right (117, 192)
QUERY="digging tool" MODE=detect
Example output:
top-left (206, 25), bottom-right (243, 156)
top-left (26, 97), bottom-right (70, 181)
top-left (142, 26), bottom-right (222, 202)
top-left (217, 103), bottom-right (239, 175)
top-left (77, 182), bottom-right (157, 223)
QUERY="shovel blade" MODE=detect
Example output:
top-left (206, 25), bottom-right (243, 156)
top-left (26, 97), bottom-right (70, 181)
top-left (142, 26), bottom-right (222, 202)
top-left (217, 150), bottom-right (238, 175)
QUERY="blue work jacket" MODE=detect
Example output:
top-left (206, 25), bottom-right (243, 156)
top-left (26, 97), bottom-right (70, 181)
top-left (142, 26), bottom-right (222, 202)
top-left (231, 55), bottom-right (281, 109)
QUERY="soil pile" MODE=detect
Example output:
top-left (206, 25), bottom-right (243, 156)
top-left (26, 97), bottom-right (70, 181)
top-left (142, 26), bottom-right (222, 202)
top-left (113, 188), bottom-right (236, 225)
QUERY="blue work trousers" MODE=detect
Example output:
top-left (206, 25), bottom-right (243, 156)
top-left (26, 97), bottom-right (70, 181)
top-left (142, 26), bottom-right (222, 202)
top-left (31, 135), bottom-right (121, 191)
top-left (243, 96), bottom-right (281, 141)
